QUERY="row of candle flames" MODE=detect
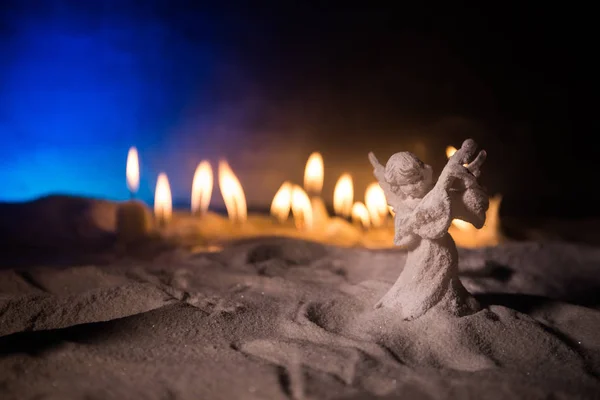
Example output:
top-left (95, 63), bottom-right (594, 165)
top-left (126, 145), bottom-right (466, 231)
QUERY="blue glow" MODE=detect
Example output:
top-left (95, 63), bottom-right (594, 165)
top-left (0, 4), bottom-right (216, 203)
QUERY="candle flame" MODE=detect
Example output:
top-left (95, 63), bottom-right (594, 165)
top-left (365, 182), bottom-right (388, 227)
top-left (270, 181), bottom-right (293, 223)
top-left (154, 172), bottom-right (172, 225)
top-left (446, 146), bottom-right (457, 159)
top-left (304, 152), bottom-right (324, 195)
top-left (291, 185), bottom-right (313, 230)
top-left (126, 147), bottom-right (140, 194)
top-left (333, 174), bottom-right (353, 217)
top-left (351, 202), bottom-right (370, 229)
top-left (191, 161), bottom-right (213, 214)
top-left (218, 160), bottom-right (247, 223)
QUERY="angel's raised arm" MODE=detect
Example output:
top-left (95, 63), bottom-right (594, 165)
top-left (394, 187), bottom-right (452, 241)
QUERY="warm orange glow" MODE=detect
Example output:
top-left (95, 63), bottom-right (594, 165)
top-left (154, 172), bottom-right (172, 226)
top-left (486, 194), bottom-right (502, 234)
top-left (191, 161), bottom-right (213, 215)
top-left (446, 146), bottom-right (457, 159)
top-left (218, 160), bottom-right (247, 223)
top-left (333, 174), bottom-right (353, 217)
top-left (304, 152), bottom-right (324, 196)
top-left (365, 182), bottom-right (388, 227)
top-left (449, 195), bottom-right (504, 248)
top-left (351, 202), bottom-right (370, 229)
top-left (126, 147), bottom-right (140, 194)
top-left (270, 181), bottom-right (293, 223)
top-left (291, 185), bottom-right (313, 230)
top-left (451, 218), bottom-right (471, 231)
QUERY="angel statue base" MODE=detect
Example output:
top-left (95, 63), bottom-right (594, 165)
top-left (369, 139), bottom-right (489, 320)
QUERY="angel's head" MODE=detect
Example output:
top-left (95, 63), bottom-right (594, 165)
top-left (385, 152), bottom-right (433, 199)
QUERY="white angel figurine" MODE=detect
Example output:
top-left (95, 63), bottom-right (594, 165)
top-left (368, 139), bottom-right (489, 320)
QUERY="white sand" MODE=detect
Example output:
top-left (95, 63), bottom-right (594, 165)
top-left (1, 196), bottom-right (600, 399)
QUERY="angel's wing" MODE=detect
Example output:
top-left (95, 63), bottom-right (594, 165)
top-left (368, 152), bottom-right (386, 182)
top-left (368, 152), bottom-right (405, 208)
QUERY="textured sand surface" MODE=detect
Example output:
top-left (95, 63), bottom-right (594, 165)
top-left (1, 197), bottom-right (600, 399)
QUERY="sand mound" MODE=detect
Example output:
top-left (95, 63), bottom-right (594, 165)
top-left (0, 265), bottom-right (175, 337)
top-left (0, 195), bottom-right (117, 251)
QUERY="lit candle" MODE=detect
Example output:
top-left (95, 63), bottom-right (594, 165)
top-left (126, 146), bottom-right (140, 199)
top-left (304, 152), bottom-right (324, 197)
top-left (351, 201), bottom-right (370, 230)
top-left (333, 173), bottom-right (353, 219)
top-left (270, 181), bottom-right (293, 224)
top-left (303, 152), bottom-right (328, 228)
top-left (117, 147), bottom-right (152, 244)
top-left (154, 172), bottom-right (172, 228)
top-left (365, 182), bottom-right (389, 228)
top-left (291, 185), bottom-right (313, 230)
top-left (191, 161), bottom-right (213, 216)
top-left (218, 160), bottom-right (247, 224)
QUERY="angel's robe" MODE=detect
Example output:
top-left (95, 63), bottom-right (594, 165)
top-left (378, 186), bottom-right (483, 320)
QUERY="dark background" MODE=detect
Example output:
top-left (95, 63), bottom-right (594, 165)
top-left (0, 2), bottom-right (595, 217)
